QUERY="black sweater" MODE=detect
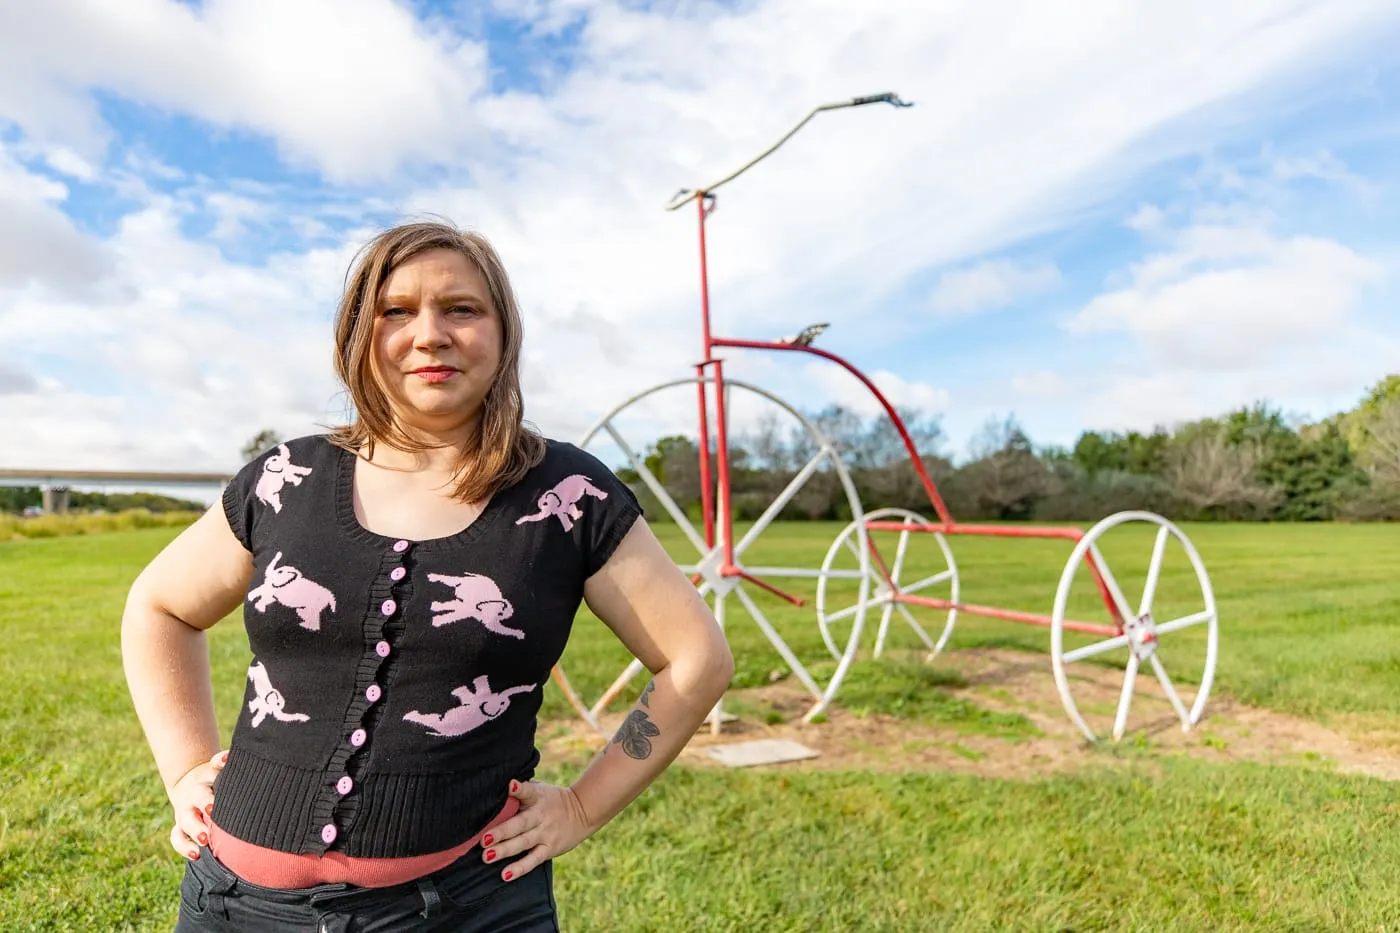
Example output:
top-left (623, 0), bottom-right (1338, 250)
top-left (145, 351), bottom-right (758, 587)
top-left (209, 434), bottom-right (641, 858)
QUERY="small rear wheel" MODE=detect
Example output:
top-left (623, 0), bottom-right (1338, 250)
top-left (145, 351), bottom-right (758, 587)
top-left (816, 508), bottom-right (959, 662)
top-left (1050, 511), bottom-right (1219, 743)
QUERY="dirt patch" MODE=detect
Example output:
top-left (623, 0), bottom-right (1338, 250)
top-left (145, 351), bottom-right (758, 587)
top-left (541, 648), bottom-right (1400, 783)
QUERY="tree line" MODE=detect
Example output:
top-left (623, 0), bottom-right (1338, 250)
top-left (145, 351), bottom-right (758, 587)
top-left (617, 375), bottom-right (1400, 524)
top-left (0, 488), bottom-right (205, 515)
top-left (7, 377), bottom-right (1396, 523)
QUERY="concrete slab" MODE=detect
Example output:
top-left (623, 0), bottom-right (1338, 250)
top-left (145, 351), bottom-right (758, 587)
top-left (704, 738), bottom-right (821, 768)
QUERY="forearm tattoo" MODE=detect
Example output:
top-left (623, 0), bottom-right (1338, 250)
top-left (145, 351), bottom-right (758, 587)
top-left (609, 679), bottom-right (661, 760)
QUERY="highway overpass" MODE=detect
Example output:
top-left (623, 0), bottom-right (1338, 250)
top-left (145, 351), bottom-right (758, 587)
top-left (0, 469), bottom-right (234, 513)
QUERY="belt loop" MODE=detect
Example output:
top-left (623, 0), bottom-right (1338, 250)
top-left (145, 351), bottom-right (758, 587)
top-left (202, 860), bottom-right (237, 922)
top-left (417, 877), bottom-right (442, 919)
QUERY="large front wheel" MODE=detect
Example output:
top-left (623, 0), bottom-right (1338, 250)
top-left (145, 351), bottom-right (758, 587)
top-left (549, 375), bottom-right (874, 735)
top-left (1050, 511), bottom-right (1219, 744)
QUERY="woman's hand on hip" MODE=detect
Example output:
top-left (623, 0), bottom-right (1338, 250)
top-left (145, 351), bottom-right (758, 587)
top-left (482, 779), bottom-right (593, 882)
top-left (166, 749), bottom-right (228, 860)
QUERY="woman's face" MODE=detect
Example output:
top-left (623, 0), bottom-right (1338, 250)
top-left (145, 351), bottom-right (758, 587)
top-left (371, 248), bottom-right (503, 436)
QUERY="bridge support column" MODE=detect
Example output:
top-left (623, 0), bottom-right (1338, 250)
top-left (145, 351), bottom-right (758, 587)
top-left (40, 485), bottom-right (71, 514)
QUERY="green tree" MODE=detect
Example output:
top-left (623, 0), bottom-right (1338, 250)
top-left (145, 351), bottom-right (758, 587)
top-left (1071, 428), bottom-right (1170, 476)
top-left (241, 429), bottom-right (283, 463)
top-left (1220, 403), bottom-right (1367, 521)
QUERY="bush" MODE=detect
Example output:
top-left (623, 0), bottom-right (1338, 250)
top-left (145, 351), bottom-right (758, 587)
top-left (1335, 482), bottom-right (1400, 522)
top-left (0, 509), bottom-right (202, 541)
top-left (1032, 463), bottom-right (1182, 522)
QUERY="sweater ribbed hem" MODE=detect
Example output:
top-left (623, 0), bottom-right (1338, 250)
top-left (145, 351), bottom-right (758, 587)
top-left (212, 747), bottom-right (539, 858)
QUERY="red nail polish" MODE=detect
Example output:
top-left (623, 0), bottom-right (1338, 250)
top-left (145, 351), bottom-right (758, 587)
top-left (198, 833), bottom-right (208, 846)
top-left (503, 870), bottom-right (512, 881)
top-left (485, 849), bottom-right (495, 862)
top-left (510, 780), bottom-right (520, 793)
top-left (190, 852), bottom-right (200, 861)
top-left (205, 804), bottom-right (214, 815)
top-left (482, 834), bottom-right (493, 846)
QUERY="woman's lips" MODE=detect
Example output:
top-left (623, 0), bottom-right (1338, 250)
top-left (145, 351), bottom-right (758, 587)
top-left (411, 367), bottom-right (458, 383)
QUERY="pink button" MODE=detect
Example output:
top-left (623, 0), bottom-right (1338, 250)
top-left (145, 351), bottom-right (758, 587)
top-left (321, 823), bottom-right (337, 844)
top-left (337, 776), bottom-right (353, 795)
top-left (392, 540), bottom-right (409, 553)
top-left (390, 567), bottom-right (406, 582)
top-left (365, 684), bottom-right (382, 703)
top-left (350, 728), bottom-right (367, 747)
top-left (380, 599), bottom-right (396, 616)
top-left (375, 640), bottom-right (390, 658)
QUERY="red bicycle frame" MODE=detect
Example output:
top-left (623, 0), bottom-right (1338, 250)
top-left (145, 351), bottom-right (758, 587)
top-left (678, 151), bottom-right (1123, 641)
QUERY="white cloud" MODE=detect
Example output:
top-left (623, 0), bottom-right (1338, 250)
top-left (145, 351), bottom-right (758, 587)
top-left (1077, 325), bottom-right (1400, 433)
top-left (0, 199), bottom-right (360, 471)
top-left (1125, 203), bottom-right (1166, 234)
top-left (42, 146), bottom-right (99, 183)
top-left (929, 259), bottom-right (1062, 315)
top-left (803, 362), bottom-right (950, 418)
top-left (204, 193), bottom-right (269, 241)
top-left (0, 0), bottom-right (492, 182)
top-left (1010, 369), bottom-right (1068, 401)
top-left (2, 0), bottom-right (1399, 471)
top-left (0, 358), bottom-right (40, 396)
top-left (1066, 223), bottom-right (1383, 370)
top-left (0, 142), bottom-right (112, 292)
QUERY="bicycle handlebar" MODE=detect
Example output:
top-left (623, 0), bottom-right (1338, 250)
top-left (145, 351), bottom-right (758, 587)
top-left (664, 91), bottom-right (914, 211)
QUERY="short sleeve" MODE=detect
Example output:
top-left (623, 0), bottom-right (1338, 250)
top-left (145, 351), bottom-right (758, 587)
top-left (561, 445), bottom-right (644, 578)
top-left (221, 453), bottom-right (265, 552)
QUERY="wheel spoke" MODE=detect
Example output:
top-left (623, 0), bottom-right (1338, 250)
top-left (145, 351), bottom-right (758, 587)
top-left (603, 423), bottom-right (709, 556)
top-left (590, 657), bottom-right (646, 719)
top-left (894, 602), bottom-right (937, 652)
top-left (1061, 632), bottom-right (1131, 664)
top-left (1087, 543), bottom-right (1137, 625)
top-left (732, 449), bottom-right (832, 559)
top-left (734, 584), bottom-right (824, 700)
top-left (873, 600), bottom-right (897, 656)
top-left (1112, 653), bottom-right (1140, 741)
top-left (875, 523), bottom-right (915, 655)
top-left (1148, 655), bottom-right (1192, 729)
top-left (901, 569), bottom-right (955, 594)
top-left (1154, 609), bottom-right (1215, 636)
top-left (748, 566), bottom-right (865, 580)
top-left (1139, 526), bottom-right (1170, 617)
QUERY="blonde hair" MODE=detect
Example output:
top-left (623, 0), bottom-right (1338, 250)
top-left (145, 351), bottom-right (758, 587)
top-left (327, 220), bottom-right (546, 503)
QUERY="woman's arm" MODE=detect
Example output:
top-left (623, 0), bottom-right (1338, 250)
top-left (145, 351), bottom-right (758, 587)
top-left (569, 517), bottom-right (734, 822)
top-left (121, 502), bottom-right (254, 856)
top-left (484, 518), bottom-right (734, 880)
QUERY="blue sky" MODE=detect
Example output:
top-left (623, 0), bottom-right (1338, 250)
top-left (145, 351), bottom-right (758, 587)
top-left (2, 0), bottom-right (1399, 490)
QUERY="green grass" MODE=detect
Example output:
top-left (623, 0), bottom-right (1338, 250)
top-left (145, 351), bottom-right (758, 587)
top-left (3, 521), bottom-right (1399, 930)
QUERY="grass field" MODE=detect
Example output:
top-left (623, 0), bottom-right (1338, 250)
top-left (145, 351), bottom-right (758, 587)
top-left (3, 519), bottom-right (1399, 930)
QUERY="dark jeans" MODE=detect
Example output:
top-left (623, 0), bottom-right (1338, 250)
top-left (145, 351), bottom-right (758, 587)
top-left (174, 845), bottom-right (559, 932)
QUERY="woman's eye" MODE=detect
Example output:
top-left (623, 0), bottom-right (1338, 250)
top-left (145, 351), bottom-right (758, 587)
top-left (382, 307), bottom-right (409, 318)
top-left (450, 305), bottom-right (479, 316)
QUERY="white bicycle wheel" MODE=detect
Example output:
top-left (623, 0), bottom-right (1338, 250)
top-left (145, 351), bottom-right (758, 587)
top-left (816, 508), bottom-right (958, 662)
top-left (551, 375), bottom-right (873, 734)
top-left (1050, 511), bottom-right (1219, 743)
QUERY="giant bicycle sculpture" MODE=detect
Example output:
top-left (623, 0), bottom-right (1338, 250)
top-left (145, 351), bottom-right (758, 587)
top-left (551, 93), bottom-right (1220, 744)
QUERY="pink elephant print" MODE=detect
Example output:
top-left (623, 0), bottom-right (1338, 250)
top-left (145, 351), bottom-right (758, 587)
top-left (246, 660), bottom-right (310, 727)
top-left (425, 572), bottom-right (522, 639)
top-left (515, 474), bottom-right (608, 532)
top-left (254, 444), bottom-right (313, 513)
top-left (403, 675), bottom-right (537, 737)
top-left (247, 551), bottom-right (337, 631)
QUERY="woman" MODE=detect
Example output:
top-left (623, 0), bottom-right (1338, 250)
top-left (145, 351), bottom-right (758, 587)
top-left (122, 220), bottom-right (735, 931)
